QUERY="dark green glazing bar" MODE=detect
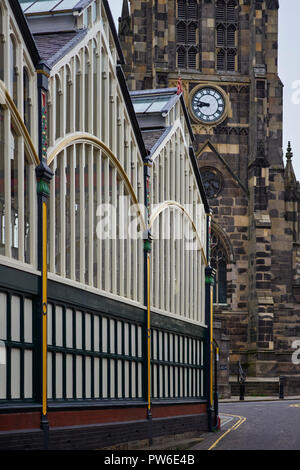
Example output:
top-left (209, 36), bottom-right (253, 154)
top-left (187, 338), bottom-right (190, 397)
top-left (114, 357), bottom-right (118, 399)
top-left (114, 319), bottom-right (118, 398)
top-left (91, 314), bottom-right (95, 399)
top-left (122, 358), bottom-right (125, 399)
top-left (173, 335), bottom-right (176, 398)
top-left (52, 352), bottom-right (56, 400)
top-left (162, 333), bottom-right (165, 398)
top-left (82, 312), bottom-right (86, 399)
top-left (129, 323), bottom-right (132, 399)
top-left (6, 294), bottom-right (11, 401)
top-left (107, 318), bottom-right (111, 399)
top-left (129, 359), bottom-right (132, 399)
top-left (62, 306), bottom-right (66, 399)
top-left (20, 296), bottom-right (25, 400)
top-left (190, 339), bottom-right (193, 396)
top-left (99, 315), bottom-right (102, 399)
top-left (72, 309), bottom-right (76, 399)
top-left (52, 304), bottom-right (56, 399)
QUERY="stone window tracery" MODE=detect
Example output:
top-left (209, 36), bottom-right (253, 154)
top-left (215, 0), bottom-right (238, 72)
top-left (176, 1), bottom-right (200, 70)
top-left (200, 167), bottom-right (223, 199)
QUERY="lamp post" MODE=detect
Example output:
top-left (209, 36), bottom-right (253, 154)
top-left (144, 152), bottom-right (153, 446)
top-left (36, 61), bottom-right (53, 450)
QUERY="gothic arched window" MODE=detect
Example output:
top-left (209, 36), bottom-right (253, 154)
top-left (211, 232), bottom-right (227, 304)
top-left (177, 46), bottom-right (187, 68)
top-left (216, 25), bottom-right (225, 46)
top-left (188, 47), bottom-right (197, 69)
top-left (188, 0), bottom-right (198, 19)
top-left (178, 0), bottom-right (186, 19)
top-left (227, 24), bottom-right (236, 47)
top-left (227, 0), bottom-right (237, 22)
top-left (188, 22), bottom-right (197, 44)
top-left (227, 49), bottom-right (236, 71)
top-left (216, 49), bottom-right (225, 71)
top-left (176, 1), bottom-right (200, 70)
top-left (177, 21), bottom-right (186, 43)
top-left (215, 0), bottom-right (238, 72)
top-left (216, 0), bottom-right (226, 21)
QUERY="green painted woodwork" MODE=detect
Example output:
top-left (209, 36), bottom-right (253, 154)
top-left (36, 179), bottom-right (50, 196)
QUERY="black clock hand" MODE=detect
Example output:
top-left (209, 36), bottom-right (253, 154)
top-left (196, 101), bottom-right (210, 108)
top-left (194, 97), bottom-right (209, 104)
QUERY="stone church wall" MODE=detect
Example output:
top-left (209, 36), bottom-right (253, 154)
top-left (119, 0), bottom-right (300, 386)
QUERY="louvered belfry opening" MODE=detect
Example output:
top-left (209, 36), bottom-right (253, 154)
top-left (216, 0), bottom-right (238, 72)
top-left (176, 0), bottom-right (200, 70)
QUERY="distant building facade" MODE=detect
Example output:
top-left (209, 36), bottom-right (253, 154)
top-left (119, 0), bottom-right (300, 392)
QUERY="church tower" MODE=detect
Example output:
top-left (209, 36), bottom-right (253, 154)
top-left (119, 1), bottom-right (300, 391)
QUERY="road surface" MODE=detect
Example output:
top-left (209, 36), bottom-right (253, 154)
top-left (192, 400), bottom-right (300, 450)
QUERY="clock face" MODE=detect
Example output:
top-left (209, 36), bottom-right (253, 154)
top-left (191, 87), bottom-right (225, 124)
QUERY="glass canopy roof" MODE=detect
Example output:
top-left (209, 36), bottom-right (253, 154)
top-left (132, 96), bottom-right (171, 115)
top-left (19, 0), bottom-right (85, 13)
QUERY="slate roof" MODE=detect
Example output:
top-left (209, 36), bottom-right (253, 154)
top-left (141, 128), bottom-right (172, 155)
top-left (33, 29), bottom-right (88, 66)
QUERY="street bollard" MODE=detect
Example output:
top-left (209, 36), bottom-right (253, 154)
top-left (237, 361), bottom-right (246, 401)
top-left (240, 382), bottom-right (245, 401)
top-left (279, 376), bottom-right (285, 399)
top-left (214, 390), bottom-right (219, 427)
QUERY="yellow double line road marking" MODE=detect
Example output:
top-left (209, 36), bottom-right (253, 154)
top-left (208, 414), bottom-right (247, 450)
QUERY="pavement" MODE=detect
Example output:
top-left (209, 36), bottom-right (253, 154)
top-left (219, 394), bottom-right (300, 402)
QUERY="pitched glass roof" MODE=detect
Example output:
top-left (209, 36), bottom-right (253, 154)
top-left (132, 98), bottom-right (169, 114)
top-left (131, 92), bottom-right (178, 115)
top-left (19, 0), bottom-right (91, 14)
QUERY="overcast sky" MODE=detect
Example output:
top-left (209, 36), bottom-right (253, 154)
top-left (110, 1), bottom-right (300, 179)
